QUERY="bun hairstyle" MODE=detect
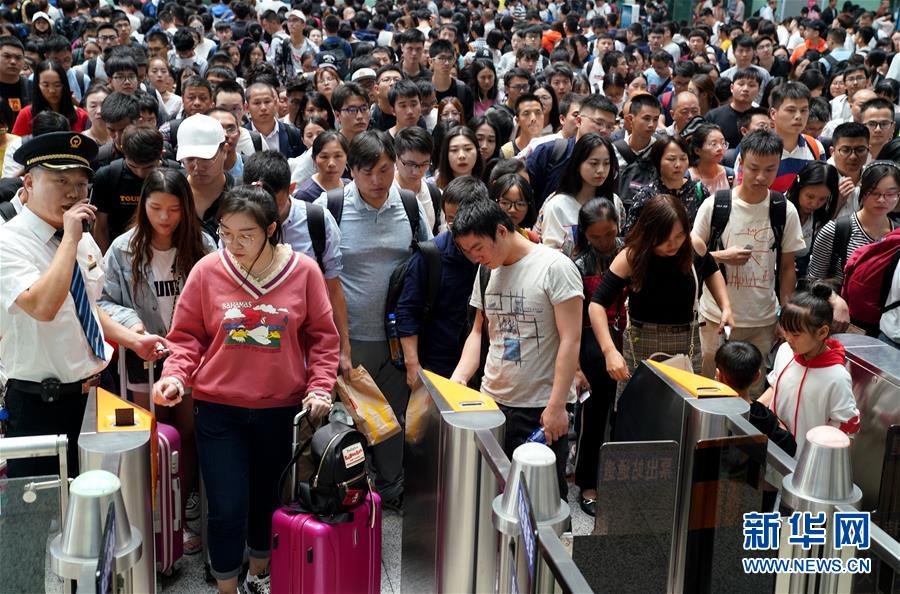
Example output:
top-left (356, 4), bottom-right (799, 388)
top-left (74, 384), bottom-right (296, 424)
top-left (779, 281), bottom-right (834, 336)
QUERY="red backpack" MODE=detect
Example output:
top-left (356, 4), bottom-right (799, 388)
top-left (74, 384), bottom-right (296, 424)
top-left (841, 228), bottom-right (900, 327)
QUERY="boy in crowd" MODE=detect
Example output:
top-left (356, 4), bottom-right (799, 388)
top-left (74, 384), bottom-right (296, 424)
top-left (430, 39), bottom-right (474, 123)
top-left (736, 81), bottom-right (824, 193)
top-left (693, 131), bottom-right (806, 393)
top-left (828, 122), bottom-right (870, 219)
top-left (859, 97), bottom-right (896, 162)
top-left (396, 176), bottom-right (480, 385)
top-left (705, 68), bottom-right (762, 149)
top-left (614, 93), bottom-right (660, 168)
top-left (387, 80), bottom-right (422, 137)
top-left (450, 198), bottom-right (582, 498)
top-left (394, 126), bottom-right (441, 232)
top-left (501, 94), bottom-right (544, 158)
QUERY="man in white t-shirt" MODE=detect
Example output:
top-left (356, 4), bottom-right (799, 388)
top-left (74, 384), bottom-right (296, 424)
top-left (451, 197), bottom-right (582, 497)
top-left (692, 131), bottom-right (806, 394)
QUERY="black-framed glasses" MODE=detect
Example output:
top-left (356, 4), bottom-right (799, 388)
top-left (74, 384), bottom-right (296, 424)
top-left (341, 105), bottom-right (369, 116)
top-left (835, 146), bottom-right (869, 157)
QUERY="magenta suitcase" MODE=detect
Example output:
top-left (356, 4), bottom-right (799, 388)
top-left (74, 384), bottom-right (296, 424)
top-left (118, 345), bottom-right (183, 575)
top-left (270, 492), bottom-right (382, 594)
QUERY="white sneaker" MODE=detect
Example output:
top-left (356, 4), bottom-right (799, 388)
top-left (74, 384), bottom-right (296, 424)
top-left (242, 572), bottom-right (270, 594)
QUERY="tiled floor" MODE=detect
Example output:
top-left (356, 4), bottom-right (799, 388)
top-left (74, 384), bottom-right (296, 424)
top-left (159, 480), bottom-right (591, 594)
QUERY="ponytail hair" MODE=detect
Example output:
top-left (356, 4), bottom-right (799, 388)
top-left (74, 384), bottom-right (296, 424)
top-left (779, 281), bottom-right (834, 336)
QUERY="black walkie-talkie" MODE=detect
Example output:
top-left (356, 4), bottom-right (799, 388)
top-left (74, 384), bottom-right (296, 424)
top-left (83, 185), bottom-right (94, 233)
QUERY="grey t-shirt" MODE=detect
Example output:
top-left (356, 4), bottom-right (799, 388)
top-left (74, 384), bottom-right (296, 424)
top-left (470, 244), bottom-right (583, 408)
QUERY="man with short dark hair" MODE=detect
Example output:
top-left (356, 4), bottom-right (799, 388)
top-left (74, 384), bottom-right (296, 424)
top-left (244, 81), bottom-right (305, 158)
top-left (831, 64), bottom-right (868, 121)
top-left (314, 130), bottom-right (432, 509)
top-left (387, 80), bottom-right (422, 137)
top-left (397, 28), bottom-right (431, 82)
top-left (291, 82), bottom-right (370, 184)
top-left (828, 122), bottom-right (870, 219)
top-left (160, 76), bottom-right (214, 149)
top-left (0, 36), bottom-right (30, 120)
top-left (721, 35), bottom-right (770, 102)
top-left (93, 126), bottom-right (180, 251)
top-left (94, 92), bottom-right (140, 168)
top-left (430, 39), bottom-right (474, 122)
top-left (369, 63), bottom-right (403, 131)
top-left (450, 197), bottom-right (582, 498)
top-left (614, 93), bottom-right (660, 168)
top-left (706, 68), bottom-right (762, 148)
top-left (501, 94), bottom-right (544, 158)
top-left (859, 97), bottom-right (896, 162)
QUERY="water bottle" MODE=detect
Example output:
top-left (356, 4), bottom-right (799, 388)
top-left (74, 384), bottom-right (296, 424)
top-left (526, 427), bottom-right (546, 444)
top-left (387, 313), bottom-right (404, 368)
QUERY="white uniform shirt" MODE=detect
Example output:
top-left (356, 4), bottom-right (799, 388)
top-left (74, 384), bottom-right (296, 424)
top-left (0, 206), bottom-right (111, 382)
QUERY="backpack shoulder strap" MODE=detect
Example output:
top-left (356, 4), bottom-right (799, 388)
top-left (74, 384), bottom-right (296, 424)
top-left (87, 58), bottom-right (96, 80)
top-left (426, 182), bottom-right (442, 236)
top-left (418, 240), bottom-right (443, 318)
top-left (832, 216), bottom-right (853, 275)
top-left (802, 134), bottom-right (821, 160)
top-left (284, 124), bottom-right (303, 155)
top-left (398, 188), bottom-right (421, 247)
top-left (613, 138), bottom-right (637, 165)
top-left (169, 119), bottom-right (181, 147)
top-left (110, 159), bottom-right (125, 190)
top-left (306, 202), bottom-right (327, 273)
top-left (249, 129), bottom-right (263, 152)
top-left (548, 137), bottom-right (569, 169)
top-left (769, 191), bottom-right (786, 252)
top-left (0, 200), bottom-right (17, 222)
top-left (709, 189), bottom-right (733, 251)
top-left (325, 186), bottom-right (345, 226)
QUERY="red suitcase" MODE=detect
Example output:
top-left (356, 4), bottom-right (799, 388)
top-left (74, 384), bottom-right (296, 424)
top-left (118, 346), bottom-right (183, 575)
top-left (270, 493), bottom-right (382, 594)
top-left (269, 411), bottom-right (382, 594)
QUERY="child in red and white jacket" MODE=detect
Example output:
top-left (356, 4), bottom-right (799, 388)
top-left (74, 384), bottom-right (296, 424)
top-left (760, 282), bottom-right (860, 458)
top-left (152, 186), bottom-right (339, 594)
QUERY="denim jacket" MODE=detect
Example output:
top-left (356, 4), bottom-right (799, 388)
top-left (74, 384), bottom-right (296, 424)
top-left (99, 228), bottom-right (217, 334)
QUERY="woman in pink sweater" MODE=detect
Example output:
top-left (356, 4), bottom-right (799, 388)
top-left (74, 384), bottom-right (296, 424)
top-left (152, 185), bottom-right (339, 594)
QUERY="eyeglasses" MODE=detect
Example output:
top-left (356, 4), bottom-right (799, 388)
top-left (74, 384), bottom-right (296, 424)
top-left (341, 105), bottom-right (369, 116)
top-left (378, 75), bottom-right (402, 84)
top-left (98, 34), bottom-right (119, 42)
top-left (845, 75), bottom-right (867, 85)
top-left (508, 83), bottom-right (530, 92)
top-left (865, 191), bottom-right (900, 202)
top-left (864, 120), bottom-right (894, 130)
top-left (433, 55), bottom-right (455, 64)
top-left (399, 158), bottom-right (431, 171)
top-left (112, 73), bottom-right (138, 82)
top-left (221, 125), bottom-right (239, 135)
top-left (217, 226), bottom-right (258, 248)
top-left (835, 146), bottom-right (870, 157)
top-left (499, 198), bottom-right (529, 211)
top-left (580, 113), bottom-right (613, 131)
top-left (705, 141), bottom-right (729, 150)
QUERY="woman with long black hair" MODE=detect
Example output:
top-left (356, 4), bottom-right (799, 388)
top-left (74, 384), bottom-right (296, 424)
top-left (785, 161), bottom-right (839, 277)
top-left (12, 60), bottom-right (89, 136)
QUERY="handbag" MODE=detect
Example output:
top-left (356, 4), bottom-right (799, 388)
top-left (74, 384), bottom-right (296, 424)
top-left (334, 366), bottom-right (402, 446)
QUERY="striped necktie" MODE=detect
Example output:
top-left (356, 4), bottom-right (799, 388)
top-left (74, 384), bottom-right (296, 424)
top-left (69, 258), bottom-right (105, 360)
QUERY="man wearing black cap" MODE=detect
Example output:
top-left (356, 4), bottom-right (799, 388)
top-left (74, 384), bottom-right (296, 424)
top-left (0, 132), bottom-right (168, 478)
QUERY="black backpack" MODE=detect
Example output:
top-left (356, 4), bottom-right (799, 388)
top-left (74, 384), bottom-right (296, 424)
top-left (279, 411), bottom-right (373, 521)
top-left (707, 189), bottom-right (787, 292)
top-left (317, 40), bottom-right (350, 79)
top-left (615, 139), bottom-right (656, 212)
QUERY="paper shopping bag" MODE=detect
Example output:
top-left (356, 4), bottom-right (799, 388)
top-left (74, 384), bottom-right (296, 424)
top-left (335, 365), bottom-right (402, 445)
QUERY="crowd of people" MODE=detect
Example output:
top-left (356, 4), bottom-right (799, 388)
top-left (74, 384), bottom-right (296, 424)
top-left (0, 0), bottom-right (898, 592)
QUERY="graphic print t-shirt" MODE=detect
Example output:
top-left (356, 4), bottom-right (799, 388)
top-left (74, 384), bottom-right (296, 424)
top-left (692, 192), bottom-right (805, 327)
top-left (151, 247), bottom-right (179, 332)
top-left (470, 245), bottom-right (582, 408)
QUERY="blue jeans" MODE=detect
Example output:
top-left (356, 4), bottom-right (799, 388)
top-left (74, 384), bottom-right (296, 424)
top-left (194, 400), bottom-right (297, 580)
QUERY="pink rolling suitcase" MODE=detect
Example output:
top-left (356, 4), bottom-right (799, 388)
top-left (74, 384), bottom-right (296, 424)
top-left (118, 346), bottom-right (183, 575)
top-left (269, 411), bottom-right (382, 594)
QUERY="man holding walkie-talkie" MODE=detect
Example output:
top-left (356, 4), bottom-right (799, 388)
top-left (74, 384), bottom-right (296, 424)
top-left (0, 131), bottom-right (169, 478)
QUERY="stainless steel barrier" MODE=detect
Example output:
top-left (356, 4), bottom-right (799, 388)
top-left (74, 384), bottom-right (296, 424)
top-left (402, 371), bottom-right (506, 593)
top-left (402, 371), bottom-right (594, 594)
top-left (78, 388), bottom-right (156, 594)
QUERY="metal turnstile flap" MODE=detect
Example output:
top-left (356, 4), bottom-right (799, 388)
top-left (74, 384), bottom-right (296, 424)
top-left (648, 360), bottom-right (738, 398)
top-left (423, 370), bottom-right (500, 412)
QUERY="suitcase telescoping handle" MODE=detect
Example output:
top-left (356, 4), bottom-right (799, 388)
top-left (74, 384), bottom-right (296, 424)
top-left (117, 344), bottom-right (158, 415)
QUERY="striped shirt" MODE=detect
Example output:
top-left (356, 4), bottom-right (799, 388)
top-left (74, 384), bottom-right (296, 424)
top-left (807, 213), bottom-right (896, 286)
top-left (734, 134), bottom-right (825, 193)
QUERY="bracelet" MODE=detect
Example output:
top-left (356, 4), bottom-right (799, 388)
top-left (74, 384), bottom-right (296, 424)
top-left (160, 377), bottom-right (185, 398)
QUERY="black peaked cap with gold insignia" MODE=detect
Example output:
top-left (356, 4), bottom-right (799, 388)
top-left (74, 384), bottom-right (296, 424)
top-left (13, 132), bottom-right (99, 175)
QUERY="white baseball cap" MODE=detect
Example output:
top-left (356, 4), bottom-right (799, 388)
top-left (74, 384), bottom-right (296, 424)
top-left (288, 9), bottom-right (306, 22)
top-left (176, 115), bottom-right (226, 161)
top-left (351, 68), bottom-right (376, 82)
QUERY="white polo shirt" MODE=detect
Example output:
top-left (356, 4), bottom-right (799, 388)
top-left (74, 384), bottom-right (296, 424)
top-left (0, 206), bottom-right (111, 382)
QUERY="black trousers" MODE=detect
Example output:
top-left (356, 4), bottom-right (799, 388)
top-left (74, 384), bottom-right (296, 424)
top-left (4, 385), bottom-right (88, 478)
top-left (574, 328), bottom-right (618, 493)
top-left (498, 403), bottom-right (569, 499)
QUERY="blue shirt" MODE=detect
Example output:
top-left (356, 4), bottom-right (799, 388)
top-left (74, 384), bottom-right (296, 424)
top-left (526, 136), bottom-right (575, 212)
top-left (281, 198), bottom-right (343, 279)
top-left (395, 231), bottom-right (477, 376)
top-left (315, 182), bottom-right (431, 342)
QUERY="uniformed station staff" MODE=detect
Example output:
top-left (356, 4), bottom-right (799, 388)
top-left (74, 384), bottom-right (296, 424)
top-left (0, 132), bottom-right (169, 478)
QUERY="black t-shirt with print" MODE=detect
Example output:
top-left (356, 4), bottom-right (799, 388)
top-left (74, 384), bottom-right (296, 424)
top-left (93, 159), bottom-right (184, 240)
top-left (0, 77), bottom-right (30, 123)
